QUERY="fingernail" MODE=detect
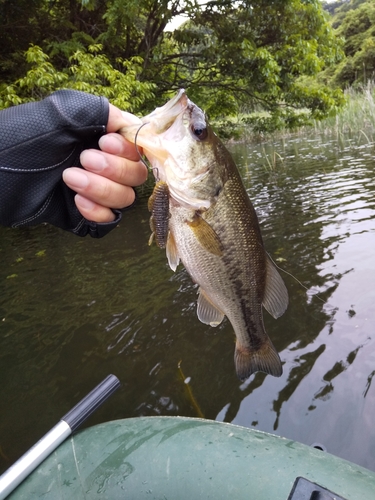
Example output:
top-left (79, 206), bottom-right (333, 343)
top-left (75, 194), bottom-right (96, 210)
top-left (99, 134), bottom-right (128, 155)
top-left (80, 150), bottom-right (106, 172)
top-left (63, 169), bottom-right (89, 189)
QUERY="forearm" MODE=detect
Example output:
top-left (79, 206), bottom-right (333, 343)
top-left (0, 90), bottom-right (122, 237)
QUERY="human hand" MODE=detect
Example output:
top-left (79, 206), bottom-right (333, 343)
top-left (62, 104), bottom-right (148, 223)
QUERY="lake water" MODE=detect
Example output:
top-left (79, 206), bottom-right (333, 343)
top-left (1, 131), bottom-right (375, 474)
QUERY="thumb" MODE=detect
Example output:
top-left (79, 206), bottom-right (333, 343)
top-left (107, 104), bottom-right (142, 133)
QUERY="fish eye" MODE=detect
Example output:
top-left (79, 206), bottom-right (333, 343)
top-left (191, 123), bottom-right (208, 141)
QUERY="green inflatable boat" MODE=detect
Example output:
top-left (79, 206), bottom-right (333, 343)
top-left (1, 376), bottom-right (374, 499)
top-left (5, 416), bottom-right (375, 500)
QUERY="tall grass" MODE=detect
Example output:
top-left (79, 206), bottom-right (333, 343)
top-left (214, 81), bottom-right (375, 145)
top-left (246, 82), bottom-right (375, 171)
top-left (311, 80), bottom-right (375, 142)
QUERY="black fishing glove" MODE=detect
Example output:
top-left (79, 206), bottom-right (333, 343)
top-left (0, 90), bottom-right (122, 237)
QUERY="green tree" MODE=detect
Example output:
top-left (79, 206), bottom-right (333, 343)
top-left (0, 0), bottom-right (345, 130)
top-left (322, 0), bottom-right (375, 87)
top-left (0, 44), bottom-right (155, 110)
top-left (168, 0), bottom-right (344, 126)
top-left (0, 1), bottom-right (108, 80)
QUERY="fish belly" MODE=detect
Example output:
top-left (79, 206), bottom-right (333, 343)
top-left (168, 204), bottom-right (282, 379)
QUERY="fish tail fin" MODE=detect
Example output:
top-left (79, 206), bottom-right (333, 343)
top-left (234, 340), bottom-right (282, 380)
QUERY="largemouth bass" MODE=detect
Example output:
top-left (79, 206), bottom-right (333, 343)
top-left (120, 90), bottom-right (288, 380)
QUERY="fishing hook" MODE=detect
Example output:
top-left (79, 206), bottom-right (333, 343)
top-left (134, 122), bottom-right (160, 181)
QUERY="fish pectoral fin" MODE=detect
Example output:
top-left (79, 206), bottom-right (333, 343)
top-left (262, 256), bottom-right (289, 319)
top-left (197, 289), bottom-right (225, 327)
top-left (187, 214), bottom-right (223, 256)
top-left (234, 340), bottom-right (282, 380)
top-left (166, 231), bottom-right (180, 271)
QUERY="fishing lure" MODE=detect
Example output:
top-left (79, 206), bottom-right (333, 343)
top-left (148, 180), bottom-right (170, 249)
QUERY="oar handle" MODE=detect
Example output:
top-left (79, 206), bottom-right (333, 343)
top-left (0, 374), bottom-right (121, 500)
top-left (62, 374), bottom-right (121, 431)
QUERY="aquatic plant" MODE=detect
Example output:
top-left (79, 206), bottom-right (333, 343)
top-left (311, 80), bottom-right (375, 142)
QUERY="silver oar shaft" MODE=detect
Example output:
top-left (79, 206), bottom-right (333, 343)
top-left (0, 421), bottom-right (71, 499)
top-left (0, 374), bottom-right (121, 499)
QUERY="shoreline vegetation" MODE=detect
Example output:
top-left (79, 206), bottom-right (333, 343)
top-left (1, 2), bottom-right (374, 149)
top-left (311, 81), bottom-right (375, 142)
top-left (213, 80), bottom-right (375, 145)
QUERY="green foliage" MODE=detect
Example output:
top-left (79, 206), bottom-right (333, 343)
top-left (0, 0), bottom-right (346, 131)
top-left (0, 45), bottom-right (155, 110)
top-left (169, 0), bottom-right (345, 128)
top-left (323, 0), bottom-right (375, 88)
top-left (241, 108), bottom-right (313, 135)
top-left (211, 119), bottom-right (244, 141)
top-left (287, 78), bottom-right (346, 120)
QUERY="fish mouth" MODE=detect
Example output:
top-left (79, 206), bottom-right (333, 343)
top-left (120, 90), bottom-right (211, 209)
top-left (120, 89), bottom-right (189, 164)
top-left (141, 89), bottom-right (188, 134)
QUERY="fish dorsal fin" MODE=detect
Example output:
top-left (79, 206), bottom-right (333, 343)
top-left (262, 256), bottom-right (289, 319)
top-left (187, 214), bottom-right (223, 256)
top-left (166, 231), bottom-right (180, 271)
top-left (197, 288), bottom-right (225, 327)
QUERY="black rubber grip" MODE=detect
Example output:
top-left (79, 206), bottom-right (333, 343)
top-left (61, 375), bottom-right (121, 432)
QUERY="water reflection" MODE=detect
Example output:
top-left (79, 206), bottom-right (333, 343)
top-left (1, 133), bottom-right (375, 473)
top-left (223, 135), bottom-right (375, 470)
